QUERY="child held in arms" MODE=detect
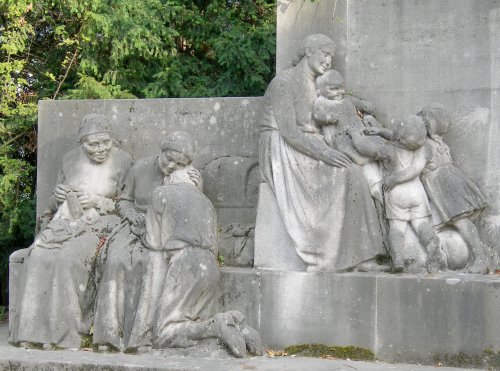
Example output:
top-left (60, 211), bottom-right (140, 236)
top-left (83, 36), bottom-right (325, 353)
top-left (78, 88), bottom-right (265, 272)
top-left (348, 115), bottom-right (447, 273)
top-left (313, 69), bottom-right (383, 203)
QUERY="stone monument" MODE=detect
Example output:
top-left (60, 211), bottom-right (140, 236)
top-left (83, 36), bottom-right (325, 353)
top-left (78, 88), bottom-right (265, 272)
top-left (9, 116), bottom-right (263, 358)
top-left (8, 0), bottom-right (500, 367)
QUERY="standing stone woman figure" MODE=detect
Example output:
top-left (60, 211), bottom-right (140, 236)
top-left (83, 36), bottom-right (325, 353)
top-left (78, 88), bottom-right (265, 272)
top-left (258, 34), bottom-right (385, 271)
top-left (11, 114), bottom-right (132, 349)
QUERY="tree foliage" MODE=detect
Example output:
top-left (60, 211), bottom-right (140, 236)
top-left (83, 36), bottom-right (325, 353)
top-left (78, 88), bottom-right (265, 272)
top-left (0, 0), bottom-right (276, 304)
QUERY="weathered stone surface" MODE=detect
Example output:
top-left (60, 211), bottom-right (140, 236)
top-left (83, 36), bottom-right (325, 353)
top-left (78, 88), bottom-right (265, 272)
top-left (202, 155), bottom-right (259, 231)
top-left (20, 124), bottom-right (263, 356)
top-left (278, 0), bottom-right (499, 192)
top-left (219, 268), bottom-right (500, 364)
top-left (37, 98), bottom-right (262, 224)
top-left (0, 324), bottom-right (472, 371)
top-left (376, 273), bottom-right (500, 363)
top-left (267, 1), bottom-right (500, 273)
top-left (276, 0), bottom-right (348, 74)
top-left (254, 183), bottom-right (306, 270)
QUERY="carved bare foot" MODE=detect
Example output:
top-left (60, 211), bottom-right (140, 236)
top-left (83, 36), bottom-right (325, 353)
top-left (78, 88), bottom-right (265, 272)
top-left (467, 250), bottom-right (489, 274)
top-left (354, 259), bottom-right (390, 272)
top-left (391, 255), bottom-right (405, 273)
top-left (427, 241), bottom-right (447, 273)
top-left (213, 313), bottom-right (247, 358)
top-left (226, 311), bottom-right (264, 356)
top-left (97, 345), bottom-right (109, 352)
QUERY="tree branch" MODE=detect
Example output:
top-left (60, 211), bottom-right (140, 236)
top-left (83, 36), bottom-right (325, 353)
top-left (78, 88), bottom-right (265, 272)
top-left (52, 48), bottom-right (78, 100)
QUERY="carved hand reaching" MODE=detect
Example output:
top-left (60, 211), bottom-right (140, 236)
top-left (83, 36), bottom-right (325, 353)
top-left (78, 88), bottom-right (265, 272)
top-left (53, 184), bottom-right (72, 202)
top-left (127, 211), bottom-right (145, 227)
top-left (383, 175), bottom-right (397, 192)
top-left (321, 148), bottom-right (352, 168)
top-left (188, 168), bottom-right (203, 189)
top-left (363, 127), bottom-right (381, 136)
top-left (362, 115), bottom-right (380, 128)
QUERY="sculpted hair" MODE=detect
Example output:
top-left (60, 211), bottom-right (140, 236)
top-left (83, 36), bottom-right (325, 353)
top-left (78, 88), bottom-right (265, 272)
top-left (160, 131), bottom-right (196, 163)
top-left (418, 103), bottom-right (452, 137)
top-left (394, 115), bottom-right (427, 142)
top-left (292, 34), bottom-right (336, 66)
top-left (316, 69), bottom-right (344, 94)
top-left (78, 113), bottom-right (111, 142)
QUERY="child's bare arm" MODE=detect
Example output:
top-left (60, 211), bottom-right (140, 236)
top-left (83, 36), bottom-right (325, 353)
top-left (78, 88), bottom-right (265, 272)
top-left (347, 95), bottom-right (374, 115)
top-left (362, 114), bottom-right (382, 128)
top-left (348, 129), bottom-right (390, 160)
top-left (384, 146), bottom-right (427, 190)
top-left (364, 127), bottom-right (394, 141)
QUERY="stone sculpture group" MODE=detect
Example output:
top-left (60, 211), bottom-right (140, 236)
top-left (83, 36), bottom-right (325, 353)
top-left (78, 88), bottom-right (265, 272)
top-left (9, 33), bottom-right (494, 357)
top-left (10, 115), bottom-right (262, 357)
top-left (257, 34), bottom-right (490, 274)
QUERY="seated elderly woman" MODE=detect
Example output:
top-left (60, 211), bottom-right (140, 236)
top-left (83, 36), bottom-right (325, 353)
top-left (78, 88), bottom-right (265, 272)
top-left (11, 114), bottom-right (132, 349)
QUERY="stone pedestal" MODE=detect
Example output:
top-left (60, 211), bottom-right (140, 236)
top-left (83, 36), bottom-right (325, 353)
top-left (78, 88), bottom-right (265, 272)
top-left (219, 267), bottom-right (500, 364)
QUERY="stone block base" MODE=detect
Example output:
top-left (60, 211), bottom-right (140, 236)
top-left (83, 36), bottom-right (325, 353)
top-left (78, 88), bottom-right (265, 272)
top-left (218, 267), bottom-right (500, 365)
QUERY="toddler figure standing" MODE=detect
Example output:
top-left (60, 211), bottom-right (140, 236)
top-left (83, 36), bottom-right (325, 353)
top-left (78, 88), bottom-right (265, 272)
top-left (349, 115), bottom-right (446, 273)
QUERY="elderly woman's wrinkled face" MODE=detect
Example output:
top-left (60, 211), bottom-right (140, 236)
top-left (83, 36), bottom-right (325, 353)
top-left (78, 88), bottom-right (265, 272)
top-left (307, 48), bottom-right (333, 76)
top-left (159, 149), bottom-right (190, 176)
top-left (81, 133), bottom-right (113, 163)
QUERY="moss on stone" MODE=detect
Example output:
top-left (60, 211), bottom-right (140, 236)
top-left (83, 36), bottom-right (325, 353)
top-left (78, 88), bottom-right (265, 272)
top-left (433, 350), bottom-right (500, 370)
top-left (80, 334), bottom-right (93, 350)
top-left (26, 342), bottom-right (44, 350)
top-left (284, 344), bottom-right (375, 361)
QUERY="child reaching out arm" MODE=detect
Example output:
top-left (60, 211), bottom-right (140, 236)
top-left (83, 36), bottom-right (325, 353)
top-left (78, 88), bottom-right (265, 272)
top-left (347, 116), bottom-right (447, 273)
top-left (362, 126), bottom-right (428, 191)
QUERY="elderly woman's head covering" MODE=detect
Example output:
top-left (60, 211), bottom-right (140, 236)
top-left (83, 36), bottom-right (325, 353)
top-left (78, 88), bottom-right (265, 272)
top-left (293, 34), bottom-right (336, 66)
top-left (160, 131), bottom-right (196, 163)
top-left (78, 114), bottom-right (111, 142)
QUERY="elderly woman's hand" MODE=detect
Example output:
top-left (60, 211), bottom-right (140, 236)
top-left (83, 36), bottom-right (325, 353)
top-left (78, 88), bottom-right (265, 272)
top-left (77, 191), bottom-right (97, 209)
top-left (383, 175), bottom-right (398, 192)
top-left (321, 148), bottom-right (352, 168)
top-left (54, 184), bottom-right (72, 202)
top-left (128, 211), bottom-right (145, 227)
